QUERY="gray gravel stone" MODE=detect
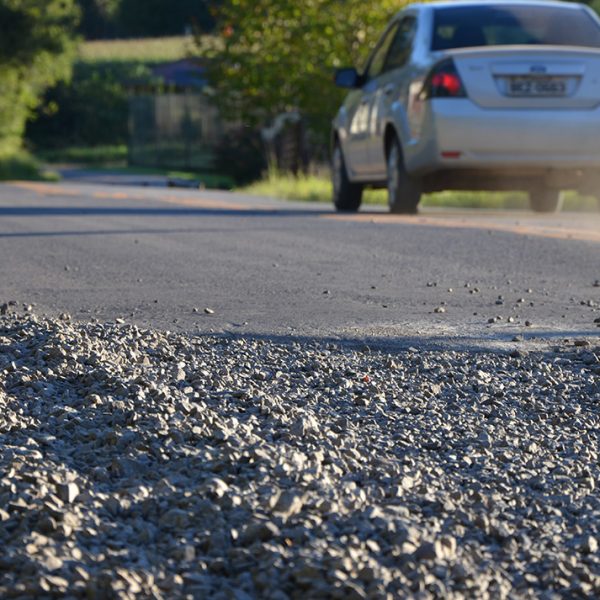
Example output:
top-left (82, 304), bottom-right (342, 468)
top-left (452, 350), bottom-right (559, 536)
top-left (56, 482), bottom-right (80, 504)
top-left (0, 311), bottom-right (598, 598)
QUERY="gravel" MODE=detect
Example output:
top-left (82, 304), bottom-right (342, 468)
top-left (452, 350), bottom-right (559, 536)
top-left (0, 311), bottom-right (599, 599)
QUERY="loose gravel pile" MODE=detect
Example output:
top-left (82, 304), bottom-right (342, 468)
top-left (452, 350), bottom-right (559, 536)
top-left (0, 311), bottom-right (599, 599)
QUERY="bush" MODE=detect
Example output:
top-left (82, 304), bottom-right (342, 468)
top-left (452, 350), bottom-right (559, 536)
top-left (0, 0), bottom-right (78, 154)
top-left (26, 61), bottom-right (154, 150)
top-left (36, 144), bottom-right (128, 164)
top-left (117, 0), bottom-right (216, 37)
top-left (212, 127), bottom-right (267, 185)
top-left (243, 173), bottom-right (600, 212)
top-left (203, 0), bottom-right (407, 148)
top-left (0, 152), bottom-right (53, 181)
top-left (26, 36), bottom-right (196, 152)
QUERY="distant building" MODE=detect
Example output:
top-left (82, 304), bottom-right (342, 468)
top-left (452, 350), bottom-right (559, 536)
top-left (128, 59), bottom-right (222, 171)
top-left (151, 59), bottom-right (208, 91)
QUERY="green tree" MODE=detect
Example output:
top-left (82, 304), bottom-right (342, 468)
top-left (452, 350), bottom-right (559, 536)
top-left (117, 0), bottom-right (217, 37)
top-left (77, 0), bottom-right (119, 39)
top-left (0, 0), bottom-right (79, 154)
top-left (201, 0), bottom-right (408, 146)
top-left (76, 0), bottom-right (219, 39)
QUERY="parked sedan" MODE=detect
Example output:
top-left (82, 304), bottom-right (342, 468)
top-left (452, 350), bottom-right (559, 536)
top-left (332, 0), bottom-right (600, 213)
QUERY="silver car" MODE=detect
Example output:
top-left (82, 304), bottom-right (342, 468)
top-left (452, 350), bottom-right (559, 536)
top-left (332, 0), bottom-right (600, 213)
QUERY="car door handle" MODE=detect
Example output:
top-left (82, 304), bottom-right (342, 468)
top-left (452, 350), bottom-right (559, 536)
top-left (383, 84), bottom-right (396, 96)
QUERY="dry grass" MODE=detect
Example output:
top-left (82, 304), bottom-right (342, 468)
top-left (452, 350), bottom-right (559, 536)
top-left (78, 36), bottom-right (207, 63)
top-left (243, 173), bottom-right (600, 212)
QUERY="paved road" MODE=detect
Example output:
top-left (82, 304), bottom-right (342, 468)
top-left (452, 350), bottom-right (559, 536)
top-left (1, 180), bottom-right (598, 350)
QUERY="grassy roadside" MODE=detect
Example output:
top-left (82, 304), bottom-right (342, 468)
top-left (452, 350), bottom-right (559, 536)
top-left (31, 143), bottom-right (600, 211)
top-left (36, 144), bottom-right (234, 189)
top-left (36, 145), bottom-right (129, 165)
top-left (243, 173), bottom-right (600, 211)
top-left (79, 36), bottom-right (196, 63)
top-left (0, 152), bottom-right (59, 182)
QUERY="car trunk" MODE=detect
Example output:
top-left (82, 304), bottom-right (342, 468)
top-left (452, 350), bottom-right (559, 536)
top-left (448, 46), bottom-right (600, 109)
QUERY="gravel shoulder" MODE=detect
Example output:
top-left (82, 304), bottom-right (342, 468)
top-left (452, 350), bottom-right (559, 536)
top-left (1, 309), bottom-right (599, 599)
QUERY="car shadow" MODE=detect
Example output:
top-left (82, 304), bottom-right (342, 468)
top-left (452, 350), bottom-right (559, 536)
top-left (199, 329), bottom-right (600, 354)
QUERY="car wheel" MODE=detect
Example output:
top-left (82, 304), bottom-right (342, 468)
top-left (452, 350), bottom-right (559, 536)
top-left (332, 143), bottom-right (363, 212)
top-left (387, 137), bottom-right (421, 214)
top-left (529, 188), bottom-right (563, 213)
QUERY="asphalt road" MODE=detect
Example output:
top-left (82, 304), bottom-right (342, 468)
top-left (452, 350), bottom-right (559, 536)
top-left (1, 180), bottom-right (598, 350)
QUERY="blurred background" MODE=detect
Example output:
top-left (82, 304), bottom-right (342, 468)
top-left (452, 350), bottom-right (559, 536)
top-left (1, 0), bottom-right (599, 210)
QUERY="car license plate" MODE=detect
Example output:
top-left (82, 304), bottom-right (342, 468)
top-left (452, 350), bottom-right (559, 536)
top-left (507, 76), bottom-right (567, 97)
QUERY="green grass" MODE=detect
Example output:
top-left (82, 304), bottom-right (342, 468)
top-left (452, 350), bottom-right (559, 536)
top-left (37, 145), bottom-right (128, 165)
top-left (79, 36), bottom-right (196, 63)
top-left (243, 174), bottom-right (600, 212)
top-left (0, 152), bottom-right (59, 182)
top-left (78, 35), bottom-right (218, 64)
top-left (129, 144), bottom-right (215, 172)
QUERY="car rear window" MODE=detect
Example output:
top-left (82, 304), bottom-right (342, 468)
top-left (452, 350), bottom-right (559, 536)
top-left (432, 5), bottom-right (600, 50)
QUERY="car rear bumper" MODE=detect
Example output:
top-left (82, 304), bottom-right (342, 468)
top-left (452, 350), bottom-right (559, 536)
top-left (410, 99), bottom-right (600, 173)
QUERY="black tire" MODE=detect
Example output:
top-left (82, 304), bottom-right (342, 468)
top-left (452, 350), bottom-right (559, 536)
top-left (387, 137), bottom-right (421, 214)
top-left (332, 142), bottom-right (363, 212)
top-left (529, 188), bottom-right (563, 213)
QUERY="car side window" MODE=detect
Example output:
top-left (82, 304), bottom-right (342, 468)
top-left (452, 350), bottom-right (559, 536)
top-left (365, 23), bottom-right (400, 81)
top-left (383, 16), bottom-right (417, 73)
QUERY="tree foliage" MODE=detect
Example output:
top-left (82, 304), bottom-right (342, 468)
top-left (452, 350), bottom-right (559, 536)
top-left (77, 0), bottom-right (119, 39)
top-left (0, 0), bottom-right (78, 154)
top-left (76, 0), bottom-right (218, 40)
top-left (26, 62), bottom-right (148, 149)
top-left (202, 0), bottom-right (408, 144)
top-left (117, 0), bottom-right (216, 38)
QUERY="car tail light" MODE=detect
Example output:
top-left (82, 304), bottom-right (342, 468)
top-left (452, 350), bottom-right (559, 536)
top-left (422, 59), bottom-right (466, 98)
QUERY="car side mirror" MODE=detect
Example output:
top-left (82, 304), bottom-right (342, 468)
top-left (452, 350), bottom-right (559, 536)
top-left (334, 67), bottom-right (362, 89)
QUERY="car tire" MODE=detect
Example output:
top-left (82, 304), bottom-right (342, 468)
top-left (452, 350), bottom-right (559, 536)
top-left (332, 142), bottom-right (363, 212)
top-left (529, 188), bottom-right (563, 213)
top-left (387, 137), bottom-right (421, 214)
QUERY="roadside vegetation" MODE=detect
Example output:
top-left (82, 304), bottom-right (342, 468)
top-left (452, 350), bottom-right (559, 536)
top-left (26, 36), bottom-right (192, 157)
top-left (76, 0), bottom-right (216, 39)
top-left (244, 173), bottom-right (600, 212)
top-left (0, 0), bottom-right (78, 180)
top-left (5, 0), bottom-right (600, 207)
top-left (37, 144), bottom-right (129, 165)
top-left (36, 143), bottom-right (233, 188)
top-left (25, 0), bottom-right (217, 174)
top-left (204, 0), bottom-right (405, 143)
top-left (79, 36), bottom-right (195, 63)
top-left (0, 153), bottom-right (58, 182)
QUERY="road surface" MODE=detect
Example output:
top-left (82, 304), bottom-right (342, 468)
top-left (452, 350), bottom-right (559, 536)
top-left (0, 180), bottom-right (598, 350)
